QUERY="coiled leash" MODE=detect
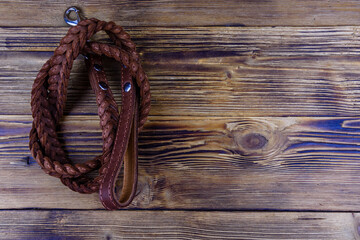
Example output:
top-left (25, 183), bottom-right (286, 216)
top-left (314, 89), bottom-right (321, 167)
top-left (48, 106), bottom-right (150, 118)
top-left (29, 7), bottom-right (150, 210)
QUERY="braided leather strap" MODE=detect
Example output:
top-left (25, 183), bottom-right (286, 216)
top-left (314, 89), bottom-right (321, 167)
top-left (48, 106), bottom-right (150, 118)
top-left (29, 18), bottom-right (150, 210)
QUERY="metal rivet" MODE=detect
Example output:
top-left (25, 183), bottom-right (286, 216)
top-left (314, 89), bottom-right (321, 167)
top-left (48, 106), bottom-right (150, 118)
top-left (94, 64), bottom-right (102, 71)
top-left (124, 82), bottom-right (131, 92)
top-left (99, 81), bottom-right (108, 90)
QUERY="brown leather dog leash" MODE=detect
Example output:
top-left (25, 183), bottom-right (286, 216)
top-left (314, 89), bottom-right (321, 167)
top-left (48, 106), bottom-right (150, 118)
top-left (29, 8), bottom-right (150, 210)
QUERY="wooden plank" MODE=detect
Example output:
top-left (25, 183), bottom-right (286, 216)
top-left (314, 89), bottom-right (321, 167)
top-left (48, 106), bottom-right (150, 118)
top-left (2, 26), bottom-right (360, 117)
top-left (4, 1), bottom-right (360, 238)
top-left (3, 114), bottom-right (360, 210)
top-left (3, 0), bottom-right (360, 27)
top-left (0, 210), bottom-right (356, 239)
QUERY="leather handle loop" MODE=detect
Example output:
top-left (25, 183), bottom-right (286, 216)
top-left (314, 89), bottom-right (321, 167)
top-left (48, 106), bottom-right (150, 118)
top-left (86, 54), bottom-right (139, 210)
top-left (99, 66), bottom-right (138, 210)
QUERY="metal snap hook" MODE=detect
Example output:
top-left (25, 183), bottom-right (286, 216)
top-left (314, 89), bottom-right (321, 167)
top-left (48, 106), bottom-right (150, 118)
top-left (64, 7), bottom-right (82, 26)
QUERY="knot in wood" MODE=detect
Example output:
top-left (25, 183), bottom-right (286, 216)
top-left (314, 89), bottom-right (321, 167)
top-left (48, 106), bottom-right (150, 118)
top-left (227, 120), bottom-right (289, 166)
top-left (239, 133), bottom-right (268, 150)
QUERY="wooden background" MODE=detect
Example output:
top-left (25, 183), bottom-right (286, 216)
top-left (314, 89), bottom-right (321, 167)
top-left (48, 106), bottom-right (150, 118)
top-left (2, 0), bottom-right (360, 239)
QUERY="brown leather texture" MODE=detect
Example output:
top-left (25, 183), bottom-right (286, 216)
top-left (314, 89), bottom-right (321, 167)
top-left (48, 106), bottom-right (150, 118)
top-left (29, 18), bottom-right (150, 210)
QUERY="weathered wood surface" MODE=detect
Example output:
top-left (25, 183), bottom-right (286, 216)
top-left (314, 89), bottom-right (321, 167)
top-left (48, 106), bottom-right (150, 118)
top-left (3, 115), bottom-right (360, 210)
top-left (3, 0), bottom-right (360, 27)
top-left (2, 26), bottom-right (360, 117)
top-left (0, 211), bottom-right (357, 239)
top-left (2, 0), bottom-right (360, 238)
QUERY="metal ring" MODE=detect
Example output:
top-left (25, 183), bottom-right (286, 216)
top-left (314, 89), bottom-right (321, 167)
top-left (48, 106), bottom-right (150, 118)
top-left (64, 7), bottom-right (81, 26)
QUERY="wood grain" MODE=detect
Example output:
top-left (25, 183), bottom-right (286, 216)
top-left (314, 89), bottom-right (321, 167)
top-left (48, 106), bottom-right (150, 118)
top-left (3, 114), bottom-right (360, 210)
top-left (3, 0), bottom-right (360, 27)
top-left (2, 26), bottom-right (360, 117)
top-left (3, 1), bottom-right (360, 237)
top-left (0, 210), bottom-right (357, 239)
